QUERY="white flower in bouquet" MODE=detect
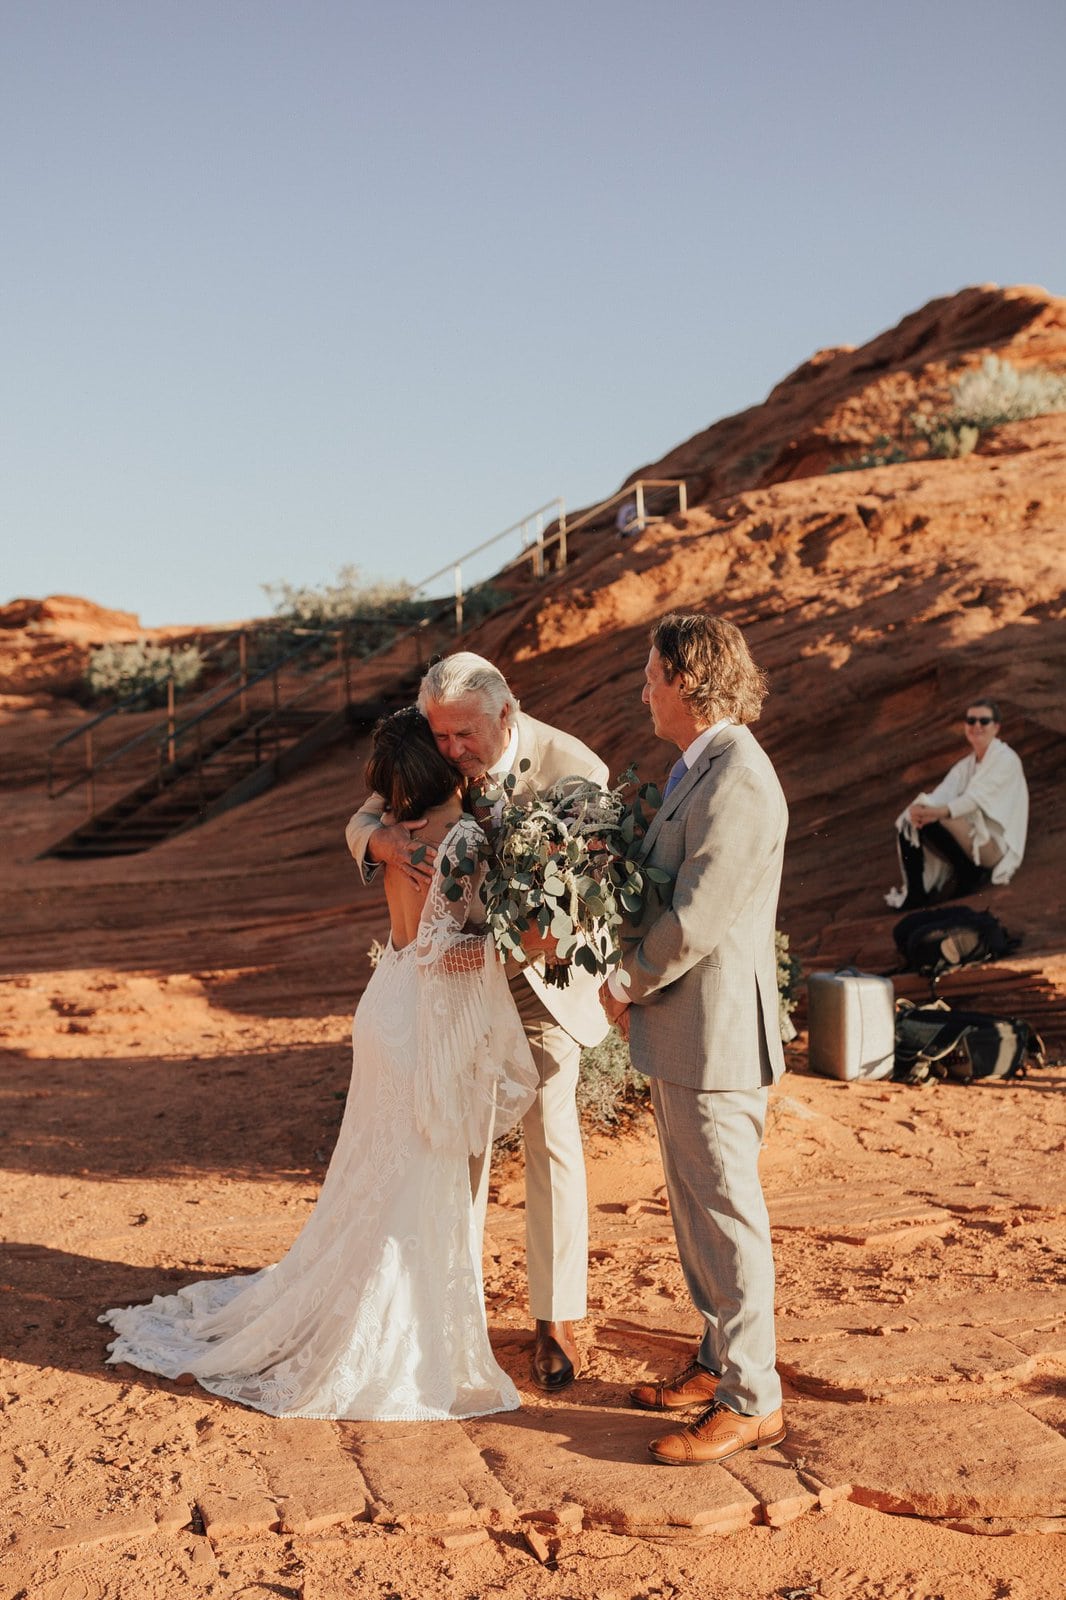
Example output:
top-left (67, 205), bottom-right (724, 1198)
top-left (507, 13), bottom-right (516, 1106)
top-left (441, 763), bottom-right (669, 987)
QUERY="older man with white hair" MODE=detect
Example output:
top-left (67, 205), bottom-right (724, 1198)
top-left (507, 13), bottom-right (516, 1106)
top-left (345, 652), bottom-right (609, 1392)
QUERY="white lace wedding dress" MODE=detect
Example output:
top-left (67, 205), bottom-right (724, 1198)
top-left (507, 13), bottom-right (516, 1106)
top-left (101, 817), bottom-right (538, 1420)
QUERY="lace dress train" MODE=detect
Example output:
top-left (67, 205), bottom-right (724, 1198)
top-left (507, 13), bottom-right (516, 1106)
top-left (100, 818), bottom-right (537, 1420)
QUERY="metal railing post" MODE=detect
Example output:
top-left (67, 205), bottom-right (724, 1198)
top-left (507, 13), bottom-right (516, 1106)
top-left (454, 564), bottom-right (464, 633)
top-left (239, 631), bottom-right (248, 717)
top-left (166, 677), bottom-right (176, 764)
top-left (678, 481), bottom-right (688, 515)
top-left (557, 508), bottom-right (567, 570)
top-left (336, 631), bottom-right (349, 709)
top-left (635, 482), bottom-right (646, 531)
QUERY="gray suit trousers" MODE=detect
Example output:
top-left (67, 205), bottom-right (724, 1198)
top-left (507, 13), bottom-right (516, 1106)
top-left (651, 1078), bottom-right (781, 1416)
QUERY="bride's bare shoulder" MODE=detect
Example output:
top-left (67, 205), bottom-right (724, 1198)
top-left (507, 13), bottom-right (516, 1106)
top-left (396, 796), bottom-right (465, 851)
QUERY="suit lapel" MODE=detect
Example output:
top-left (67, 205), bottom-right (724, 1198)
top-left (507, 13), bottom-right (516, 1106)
top-left (638, 726), bottom-right (737, 860)
top-left (511, 712), bottom-right (540, 794)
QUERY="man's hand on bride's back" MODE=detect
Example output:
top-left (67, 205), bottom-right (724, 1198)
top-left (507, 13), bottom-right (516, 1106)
top-left (368, 815), bottom-right (436, 885)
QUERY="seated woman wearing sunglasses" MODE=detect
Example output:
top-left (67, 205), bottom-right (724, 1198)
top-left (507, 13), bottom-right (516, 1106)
top-left (885, 698), bottom-right (1029, 910)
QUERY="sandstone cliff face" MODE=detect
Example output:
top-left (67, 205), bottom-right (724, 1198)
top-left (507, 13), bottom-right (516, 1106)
top-left (457, 288), bottom-right (1066, 1032)
top-left (0, 595), bottom-right (148, 698)
top-left (616, 282), bottom-right (1066, 497)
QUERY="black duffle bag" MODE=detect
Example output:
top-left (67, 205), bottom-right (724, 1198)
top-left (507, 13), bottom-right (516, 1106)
top-left (892, 904), bottom-right (1020, 981)
top-left (893, 998), bottom-right (1045, 1085)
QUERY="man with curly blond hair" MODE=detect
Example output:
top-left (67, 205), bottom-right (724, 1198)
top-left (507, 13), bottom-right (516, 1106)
top-left (602, 612), bottom-right (788, 1465)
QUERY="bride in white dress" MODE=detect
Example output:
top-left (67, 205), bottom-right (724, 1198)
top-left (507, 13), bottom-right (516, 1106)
top-left (101, 709), bottom-right (537, 1421)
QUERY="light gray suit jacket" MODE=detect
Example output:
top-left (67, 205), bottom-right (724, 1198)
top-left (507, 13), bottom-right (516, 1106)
top-left (345, 710), bottom-right (612, 1049)
top-left (621, 723), bottom-right (787, 1093)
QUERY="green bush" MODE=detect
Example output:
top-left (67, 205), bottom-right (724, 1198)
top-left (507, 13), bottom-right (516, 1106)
top-left (826, 358), bottom-right (1066, 480)
top-left (578, 1027), bottom-right (649, 1126)
top-left (776, 929), bottom-right (801, 1043)
top-left (946, 354), bottom-right (1066, 430)
top-left (827, 435), bottom-right (911, 474)
top-left (85, 640), bottom-right (204, 708)
top-left (261, 564), bottom-right (510, 664)
top-left (912, 418), bottom-right (980, 459)
top-left (262, 564), bottom-right (420, 628)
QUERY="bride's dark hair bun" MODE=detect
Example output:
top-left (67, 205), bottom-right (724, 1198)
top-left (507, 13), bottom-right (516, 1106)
top-left (365, 706), bottom-right (460, 822)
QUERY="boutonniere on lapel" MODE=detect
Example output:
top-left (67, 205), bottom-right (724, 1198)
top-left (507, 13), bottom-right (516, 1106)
top-left (441, 764), bottom-right (670, 986)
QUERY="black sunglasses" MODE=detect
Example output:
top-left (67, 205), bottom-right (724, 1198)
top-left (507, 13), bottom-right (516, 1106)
top-left (965, 715), bottom-right (995, 726)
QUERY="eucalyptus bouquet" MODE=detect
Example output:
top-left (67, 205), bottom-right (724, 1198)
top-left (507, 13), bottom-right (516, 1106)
top-left (440, 762), bottom-right (669, 987)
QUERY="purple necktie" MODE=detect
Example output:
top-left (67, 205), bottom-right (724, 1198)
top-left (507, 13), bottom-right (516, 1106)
top-left (663, 757), bottom-right (688, 799)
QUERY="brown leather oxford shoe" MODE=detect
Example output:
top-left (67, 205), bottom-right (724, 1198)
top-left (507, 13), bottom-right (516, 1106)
top-left (530, 1319), bottom-right (579, 1392)
top-left (630, 1357), bottom-right (720, 1411)
top-left (648, 1401), bottom-right (786, 1465)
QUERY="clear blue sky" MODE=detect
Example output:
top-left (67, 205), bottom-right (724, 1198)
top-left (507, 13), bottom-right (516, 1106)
top-left (3, 0), bottom-right (1064, 626)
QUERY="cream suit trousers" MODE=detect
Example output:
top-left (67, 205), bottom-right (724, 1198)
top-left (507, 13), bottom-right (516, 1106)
top-left (471, 971), bottom-right (588, 1321)
top-left (651, 1077), bottom-right (782, 1416)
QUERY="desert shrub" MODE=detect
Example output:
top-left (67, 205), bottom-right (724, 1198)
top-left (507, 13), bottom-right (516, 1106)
top-left (263, 564), bottom-right (420, 628)
top-left (945, 355), bottom-right (1066, 431)
top-left (827, 358), bottom-right (1066, 480)
top-left (776, 929), bottom-right (801, 1043)
top-left (85, 640), bottom-right (204, 708)
top-left (261, 565), bottom-right (511, 664)
top-left (578, 1027), bottom-right (649, 1126)
top-left (827, 435), bottom-right (911, 474)
top-left (262, 564), bottom-right (425, 661)
top-left (906, 357), bottom-right (1066, 461)
top-left (911, 417), bottom-right (980, 459)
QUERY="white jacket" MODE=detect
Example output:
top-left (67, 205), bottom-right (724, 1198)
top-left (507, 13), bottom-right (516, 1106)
top-left (888, 737), bottom-right (1028, 904)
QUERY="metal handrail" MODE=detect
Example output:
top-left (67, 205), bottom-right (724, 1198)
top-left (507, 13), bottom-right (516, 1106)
top-left (411, 498), bottom-right (565, 597)
top-left (543, 479), bottom-right (687, 546)
top-left (46, 476), bottom-right (688, 826)
top-left (45, 628), bottom-right (264, 800)
top-left (48, 635), bottom-right (321, 806)
top-left (409, 480), bottom-right (686, 633)
top-left (123, 635), bottom-right (320, 757)
top-left (46, 628), bottom-right (246, 757)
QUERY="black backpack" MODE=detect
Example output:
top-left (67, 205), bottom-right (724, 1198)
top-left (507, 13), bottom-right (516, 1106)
top-left (892, 904), bottom-right (1020, 982)
top-left (893, 999), bottom-right (1045, 1085)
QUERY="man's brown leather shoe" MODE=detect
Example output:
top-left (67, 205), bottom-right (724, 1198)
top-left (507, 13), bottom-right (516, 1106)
top-left (630, 1357), bottom-right (720, 1412)
top-left (530, 1320), bottom-right (579, 1392)
top-left (648, 1402), bottom-right (786, 1465)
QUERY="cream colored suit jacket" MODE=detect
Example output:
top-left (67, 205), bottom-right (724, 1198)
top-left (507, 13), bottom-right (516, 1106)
top-left (345, 710), bottom-right (611, 1048)
top-left (621, 723), bottom-right (787, 1092)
